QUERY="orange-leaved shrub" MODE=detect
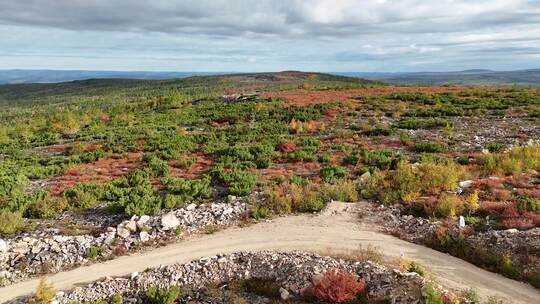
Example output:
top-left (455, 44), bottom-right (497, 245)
top-left (310, 268), bottom-right (366, 303)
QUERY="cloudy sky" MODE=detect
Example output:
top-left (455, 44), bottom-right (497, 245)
top-left (1, 0), bottom-right (540, 72)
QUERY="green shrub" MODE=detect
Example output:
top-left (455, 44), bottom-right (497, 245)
top-left (423, 281), bottom-right (443, 304)
top-left (63, 184), bottom-right (100, 209)
top-left (85, 246), bottom-right (107, 258)
top-left (485, 142), bottom-right (505, 153)
top-left (480, 146), bottom-right (540, 175)
top-left (321, 180), bottom-right (359, 202)
top-left (517, 197), bottom-right (540, 213)
top-left (434, 194), bottom-right (464, 219)
top-left (162, 176), bottom-right (211, 208)
top-left (361, 149), bottom-right (402, 170)
top-left (264, 181), bottom-right (326, 214)
top-left (362, 161), bottom-right (466, 207)
top-left (222, 168), bottom-right (257, 196)
top-left (414, 142), bottom-right (446, 153)
top-left (146, 286), bottom-right (180, 304)
top-left (499, 256), bottom-right (518, 278)
top-left (106, 170), bottom-right (162, 216)
top-left (364, 127), bottom-right (393, 136)
top-left (0, 210), bottom-right (26, 236)
top-left (320, 166), bottom-right (348, 183)
top-left (402, 260), bottom-right (425, 277)
top-left (30, 277), bottom-right (56, 304)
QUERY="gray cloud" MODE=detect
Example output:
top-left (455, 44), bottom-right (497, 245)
top-left (0, 0), bottom-right (539, 37)
top-left (1, 1), bottom-right (540, 72)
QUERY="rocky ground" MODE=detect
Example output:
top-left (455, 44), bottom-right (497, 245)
top-left (0, 199), bottom-right (249, 286)
top-left (11, 251), bottom-right (441, 304)
top-left (363, 202), bottom-right (540, 281)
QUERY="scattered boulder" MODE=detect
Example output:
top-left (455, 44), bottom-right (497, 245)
top-left (458, 180), bottom-right (473, 189)
top-left (0, 201), bottom-right (249, 287)
top-left (116, 226), bottom-right (131, 239)
top-left (161, 212), bottom-right (180, 230)
top-left (53, 251), bottom-right (429, 304)
top-left (139, 231), bottom-right (150, 242)
top-left (279, 287), bottom-right (290, 300)
top-left (124, 221), bottom-right (137, 233)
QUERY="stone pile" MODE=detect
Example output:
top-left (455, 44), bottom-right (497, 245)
top-left (0, 200), bottom-right (249, 286)
top-left (365, 203), bottom-right (540, 276)
top-left (47, 251), bottom-right (427, 304)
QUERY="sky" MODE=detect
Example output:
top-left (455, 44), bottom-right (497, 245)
top-left (1, 0), bottom-right (540, 72)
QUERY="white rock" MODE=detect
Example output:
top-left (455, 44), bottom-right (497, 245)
top-left (139, 231), bottom-right (150, 242)
top-left (186, 203), bottom-right (197, 211)
top-left (125, 220), bottom-right (137, 232)
top-left (459, 216), bottom-right (465, 228)
top-left (138, 215), bottom-right (150, 224)
top-left (506, 228), bottom-right (519, 233)
top-left (161, 212), bottom-right (180, 230)
top-left (223, 207), bottom-right (234, 215)
top-left (131, 272), bottom-right (139, 279)
top-left (279, 287), bottom-right (290, 300)
top-left (116, 226), bottom-right (131, 239)
top-left (458, 180), bottom-right (473, 189)
top-left (0, 239), bottom-right (7, 253)
top-left (217, 257), bottom-right (227, 264)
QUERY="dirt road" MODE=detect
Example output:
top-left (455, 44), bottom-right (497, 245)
top-left (1, 203), bottom-right (538, 303)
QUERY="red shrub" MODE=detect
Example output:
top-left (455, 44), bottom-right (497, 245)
top-left (502, 206), bottom-right (520, 218)
top-left (474, 178), bottom-right (504, 191)
top-left (99, 114), bottom-right (110, 123)
top-left (310, 269), bottom-right (366, 303)
top-left (515, 188), bottom-right (540, 200)
top-left (524, 212), bottom-right (540, 227)
top-left (279, 141), bottom-right (297, 153)
top-left (505, 179), bottom-right (534, 189)
top-left (485, 189), bottom-right (512, 202)
top-left (478, 201), bottom-right (507, 215)
top-left (501, 217), bottom-right (535, 230)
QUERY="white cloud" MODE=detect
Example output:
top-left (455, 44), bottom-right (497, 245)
top-left (0, 1), bottom-right (539, 71)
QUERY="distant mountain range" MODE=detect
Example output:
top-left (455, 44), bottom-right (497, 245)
top-left (1, 69), bottom-right (540, 87)
top-left (0, 70), bottom-right (222, 84)
top-left (337, 69), bottom-right (540, 86)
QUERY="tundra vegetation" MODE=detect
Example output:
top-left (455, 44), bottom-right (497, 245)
top-left (1, 72), bottom-right (539, 290)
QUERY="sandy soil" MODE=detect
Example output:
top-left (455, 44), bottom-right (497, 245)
top-left (1, 202), bottom-right (538, 303)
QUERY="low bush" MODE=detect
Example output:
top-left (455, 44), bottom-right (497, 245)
top-left (85, 245), bottom-right (107, 259)
top-left (0, 210), bottom-right (26, 236)
top-left (321, 179), bottom-right (359, 202)
top-left (320, 166), bottom-right (348, 183)
top-left (146, 286), bottom-right (180, 304)
top-left (364, 127), bottom-right (393, 136)
top-left (263, 181), bottom-right (327, 214)
top-left (106, 170), bottom-right (162, 216)
top-left (517, 197), bottom-right (540, 213)
top-left (162, 176), bottom-right (212, 208)
top-left (485, 142), bottom-right (505, 153)
top-left (434, 194), bottom-right (464, 219)
top-left (397, 118), bottom-right (447, 129)
top-left (85, 293), bottom-right (123, 304)
top-left (402, 260), bottom-right (425, 277)
top-left (480, 146), bottom-right (540, 175)
top-left (362, 161), bottom-right (466, 209)
top-left (414, 142), bottom-right (446, 153)
top-left (310, 268), bottom-right (366, 303)
top-left (29, 277), bottom-right (56, 304)
top-left (423, 281), bottom-right (443, 304)
top-left (361, 149), bottom-right (403, 170)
